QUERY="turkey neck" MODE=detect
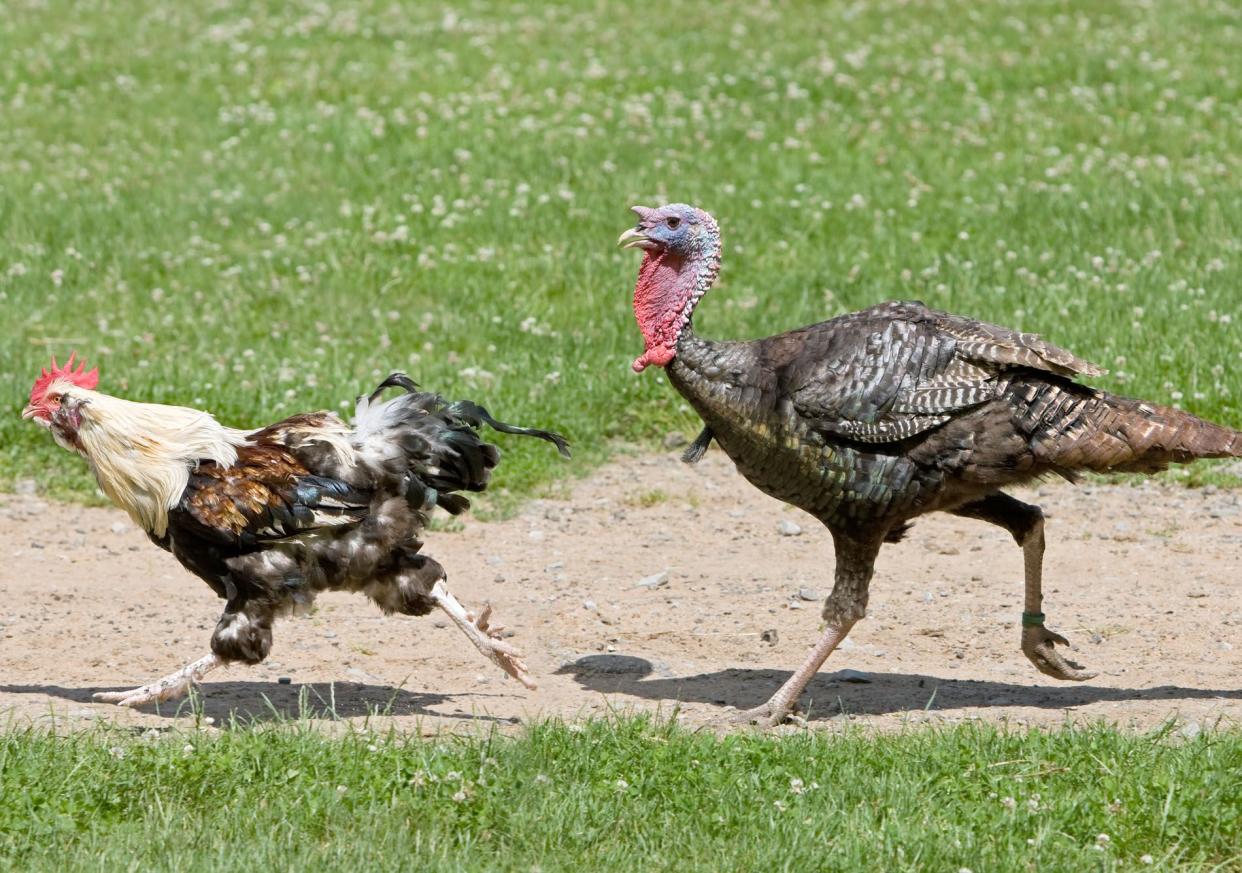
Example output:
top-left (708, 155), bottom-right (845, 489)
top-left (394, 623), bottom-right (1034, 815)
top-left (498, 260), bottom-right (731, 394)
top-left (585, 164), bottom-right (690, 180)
top-left (668, 331), bottom-right (769, 441)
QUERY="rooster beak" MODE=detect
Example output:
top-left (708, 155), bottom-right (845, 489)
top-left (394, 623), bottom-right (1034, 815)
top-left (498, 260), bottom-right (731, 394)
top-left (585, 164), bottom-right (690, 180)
top-left (617, 227), bottom-right (650, 249)
top-left (21, 404), bottom-right (38, 420)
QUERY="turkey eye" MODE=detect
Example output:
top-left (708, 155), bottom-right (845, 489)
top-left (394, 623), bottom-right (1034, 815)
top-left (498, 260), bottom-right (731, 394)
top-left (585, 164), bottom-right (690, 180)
top-left (666, 216), bottom-right (681, 229)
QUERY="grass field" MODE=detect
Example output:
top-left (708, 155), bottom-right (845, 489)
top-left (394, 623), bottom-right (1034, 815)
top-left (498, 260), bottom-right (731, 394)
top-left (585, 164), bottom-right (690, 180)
top-left (1, 718), bottom-right (1239, 871)
top-left (1, 0), bottom-right (1239, 500)
top-left (2, 0), bottom-right (1240, 867)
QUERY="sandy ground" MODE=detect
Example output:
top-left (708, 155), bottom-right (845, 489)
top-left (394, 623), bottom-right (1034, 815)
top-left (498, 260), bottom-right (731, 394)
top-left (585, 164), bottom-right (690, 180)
top-left (1, 451), bottom-right (1239, 735)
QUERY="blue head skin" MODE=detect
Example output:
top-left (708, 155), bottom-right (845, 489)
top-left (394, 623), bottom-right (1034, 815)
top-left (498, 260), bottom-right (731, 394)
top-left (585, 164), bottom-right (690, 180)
top-left (618, 204), bottom-right (722, 372)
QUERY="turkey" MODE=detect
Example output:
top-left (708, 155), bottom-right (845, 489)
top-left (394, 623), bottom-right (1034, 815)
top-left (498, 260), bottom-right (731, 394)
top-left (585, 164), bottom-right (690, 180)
top-left (619, 203), bottom-right (1242, 727)
top-left (24, 360), bottom-right (570, 706)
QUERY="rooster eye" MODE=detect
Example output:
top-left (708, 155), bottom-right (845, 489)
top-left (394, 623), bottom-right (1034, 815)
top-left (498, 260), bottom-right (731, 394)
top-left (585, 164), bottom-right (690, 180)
top-left (666, 216), bottom-right (681, 229)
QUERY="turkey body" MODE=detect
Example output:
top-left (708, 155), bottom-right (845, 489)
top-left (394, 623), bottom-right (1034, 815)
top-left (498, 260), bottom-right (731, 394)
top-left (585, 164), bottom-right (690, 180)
top-left (622, 202), bottom-right (1240, 726)
top-left (669, 300), bottom-right (1237, 537)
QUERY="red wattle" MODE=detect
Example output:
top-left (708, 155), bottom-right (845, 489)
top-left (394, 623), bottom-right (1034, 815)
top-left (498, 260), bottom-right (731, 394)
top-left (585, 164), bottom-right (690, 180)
top-left (632, 251), bottom-right (694, 372)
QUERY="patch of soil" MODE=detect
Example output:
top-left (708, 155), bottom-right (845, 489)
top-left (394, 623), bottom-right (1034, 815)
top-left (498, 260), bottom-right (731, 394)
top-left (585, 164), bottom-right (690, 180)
top-left (1, 452), bottom-right (1238, 733)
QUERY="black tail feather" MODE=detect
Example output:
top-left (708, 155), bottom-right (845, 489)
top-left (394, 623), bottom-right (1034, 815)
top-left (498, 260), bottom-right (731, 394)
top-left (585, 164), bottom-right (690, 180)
top-left (681, 426), bottom-right (714, 464)
top-left (446, 400), bottom-right (572, 458)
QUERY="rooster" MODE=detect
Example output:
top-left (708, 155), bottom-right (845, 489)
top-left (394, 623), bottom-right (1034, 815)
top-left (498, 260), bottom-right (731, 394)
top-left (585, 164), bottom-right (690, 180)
top-left (22, 355), bottom-right (569, 707)
top-left (620, 203), bottom-right (1241, 727)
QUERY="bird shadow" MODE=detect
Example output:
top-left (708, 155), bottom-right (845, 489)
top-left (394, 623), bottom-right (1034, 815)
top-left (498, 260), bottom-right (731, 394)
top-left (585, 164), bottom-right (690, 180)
top-left (0, 681), bottom-right (515, 726)
top-left (557, 655), bottom-right (1242, 722)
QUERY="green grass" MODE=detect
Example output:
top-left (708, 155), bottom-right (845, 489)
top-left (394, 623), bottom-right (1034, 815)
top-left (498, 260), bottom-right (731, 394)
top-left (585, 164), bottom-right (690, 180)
top-left (0, 718), bottom-right (1238, 871)
top-left (2, 0), bottom-right (1240, 501)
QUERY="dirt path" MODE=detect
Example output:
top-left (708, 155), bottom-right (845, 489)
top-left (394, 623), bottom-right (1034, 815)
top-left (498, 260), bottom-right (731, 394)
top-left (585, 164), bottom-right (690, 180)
top-left (1, 452), bottom-right (1238, 734)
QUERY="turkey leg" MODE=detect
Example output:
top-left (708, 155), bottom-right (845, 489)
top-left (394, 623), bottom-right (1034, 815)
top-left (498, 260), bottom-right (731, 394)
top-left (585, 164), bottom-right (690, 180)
top-left (428, 579), bottom-right (536, 689)
top-left (730, 532), bottom-right (881, 728)
top-left (93, 653), bottom-right (222, 708)
top-left (952, 493), bottom-right (1095, 681)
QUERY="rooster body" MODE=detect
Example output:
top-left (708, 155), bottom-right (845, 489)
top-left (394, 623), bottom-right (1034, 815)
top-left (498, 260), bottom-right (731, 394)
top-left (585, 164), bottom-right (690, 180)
top-left (24, 362), bottom-right (568, 705)
top-left (620, 204), bottom-right (1241, 727)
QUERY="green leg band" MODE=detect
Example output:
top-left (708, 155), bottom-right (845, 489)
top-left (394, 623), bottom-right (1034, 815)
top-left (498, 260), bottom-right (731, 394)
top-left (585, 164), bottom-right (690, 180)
top-left (1022, 611), bottom-right (1046, 628)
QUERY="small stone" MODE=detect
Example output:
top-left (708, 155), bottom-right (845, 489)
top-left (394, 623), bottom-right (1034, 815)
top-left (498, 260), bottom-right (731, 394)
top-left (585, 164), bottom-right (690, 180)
top-left (493, 573), bottom-right (506, 584)
top-left (433, 620), bottom-right (448, 629)
top-left (761, 628), bottom-right (779, 646)
top-left (838, 637), bottom-right (856, 651)
top-left (1180, 721), bottom-right (1200, 740)
top-left (635, 570), bottom-right (669, 589)
top-left (1090, 633), bottom-right (1104, 645)
top-left (545, 561), bottom-right (564, 572)
top-left (777, 520), bottom-right (802, 537)
top-left (528, 530), bottom-right (545, 543)
top-left (15, 479), bottom-right (38, 496)
top-left (486, 555), bottom-right (504, 566)
top-left (921, 591), bottom-right (935, 603)
top-left (837, 669), bottom-right (871, 684)
top-left (1220, 641), bottom-right (1234, 652)
top-left (278, 677), bottom-right (292, 685)
top-left (663, 432), bottom-right (688, 449)
top-left (797, 587), bottom-right (823, 601)
top-left (110, 521), bottom-right (129, 535)
top-left (582, 599), bottom-right (597, 611)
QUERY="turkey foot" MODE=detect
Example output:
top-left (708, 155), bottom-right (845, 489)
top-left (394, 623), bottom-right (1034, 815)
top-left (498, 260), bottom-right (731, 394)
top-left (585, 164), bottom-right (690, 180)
top-left (429, 580), bottom-right (536, 689)
top-left (1022, 625), bottom-right (1096, 681)
top-left (720, 618), bottom-right (859, 729)
top-left (725, 702), bottom-right (806, 729)
top-left (93, 653), bottom-right (222, 707)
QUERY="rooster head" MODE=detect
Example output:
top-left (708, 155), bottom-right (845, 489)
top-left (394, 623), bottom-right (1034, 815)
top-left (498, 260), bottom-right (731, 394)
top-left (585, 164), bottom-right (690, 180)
top-left (23, 353), bottom-right (100, 446)
top-left (618, 204), bottom-right (721, 373)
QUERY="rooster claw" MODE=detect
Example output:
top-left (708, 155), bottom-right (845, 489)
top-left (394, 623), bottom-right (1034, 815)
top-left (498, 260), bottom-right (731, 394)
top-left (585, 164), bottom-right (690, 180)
top-left (91, 653), bottom-right (222, 707)
top-left (93, 683), bottom-right (188, 708)
top-left (1022, 625), bottom-right (1096, 681)
top-left (432, 581), bottom-right (537, 690)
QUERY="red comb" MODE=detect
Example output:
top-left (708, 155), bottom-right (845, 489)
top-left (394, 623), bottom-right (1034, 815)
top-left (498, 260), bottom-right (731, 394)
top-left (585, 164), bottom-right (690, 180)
top-left (29, 352), bottom-right (100, 405)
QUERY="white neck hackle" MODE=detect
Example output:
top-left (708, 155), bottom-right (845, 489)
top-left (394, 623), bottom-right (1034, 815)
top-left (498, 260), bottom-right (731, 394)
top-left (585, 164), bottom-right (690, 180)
top-left (70, 388), bottom-right (250, 537)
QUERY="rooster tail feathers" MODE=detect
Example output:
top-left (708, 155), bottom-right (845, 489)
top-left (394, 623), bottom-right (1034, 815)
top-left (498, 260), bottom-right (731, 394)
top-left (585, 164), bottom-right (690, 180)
top-left (444, 400), bottom-right (572, 458)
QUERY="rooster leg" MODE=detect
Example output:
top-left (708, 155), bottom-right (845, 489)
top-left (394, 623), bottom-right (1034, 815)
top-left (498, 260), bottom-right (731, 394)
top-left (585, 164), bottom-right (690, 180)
top-left (729, 532), bottom-right (881, 728)
top-left (428, 579), bottom-right (537, 690)
top-left (953, 493), bottom-right (1095, 681)
top-left (92, 653), bottom-right (222, 707)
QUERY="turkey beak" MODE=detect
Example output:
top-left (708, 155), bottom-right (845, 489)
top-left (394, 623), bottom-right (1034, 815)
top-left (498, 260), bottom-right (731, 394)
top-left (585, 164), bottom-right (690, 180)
top-left (617, 227), bottom-right (650, 250)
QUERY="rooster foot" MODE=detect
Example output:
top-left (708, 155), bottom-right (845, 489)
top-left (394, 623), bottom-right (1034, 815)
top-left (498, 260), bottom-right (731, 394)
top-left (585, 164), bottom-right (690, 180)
top-left (1022, 625), bottom-right (1096, 681)
top-left (93, 653), bottom-right (222, 707)
top-left (429, 581), bottom-right (537, 690)
top-left (465, 603), bottom-right (537, 690)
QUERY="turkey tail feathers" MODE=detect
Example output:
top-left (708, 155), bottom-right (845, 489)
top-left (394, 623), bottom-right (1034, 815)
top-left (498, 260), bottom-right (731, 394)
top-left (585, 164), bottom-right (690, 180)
top-left (1018, 380), bottom-right (1242, 474)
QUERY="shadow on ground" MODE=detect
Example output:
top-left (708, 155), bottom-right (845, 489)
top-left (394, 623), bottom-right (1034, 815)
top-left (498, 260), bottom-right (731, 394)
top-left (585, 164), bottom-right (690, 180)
top-left (558, 655), bottom-right (1242, 722)
top-left (0, 681), bottom-right (516, 726)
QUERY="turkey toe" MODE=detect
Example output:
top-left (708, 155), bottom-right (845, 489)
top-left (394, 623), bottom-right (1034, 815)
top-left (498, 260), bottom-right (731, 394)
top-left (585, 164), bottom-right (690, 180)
top-left (1022, 626), bottom-right (1096, 681)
